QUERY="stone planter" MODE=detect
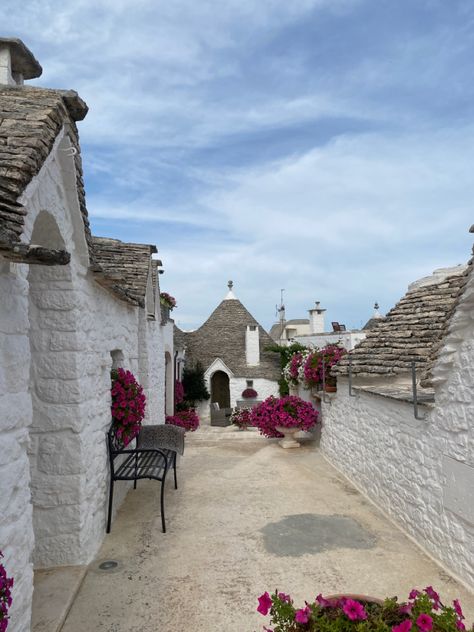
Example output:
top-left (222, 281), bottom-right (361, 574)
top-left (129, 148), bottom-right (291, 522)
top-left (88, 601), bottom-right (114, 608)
top-left (275, 426), bottom-right (300, 449)
top-left (326, 594), bottom-right (383, 605)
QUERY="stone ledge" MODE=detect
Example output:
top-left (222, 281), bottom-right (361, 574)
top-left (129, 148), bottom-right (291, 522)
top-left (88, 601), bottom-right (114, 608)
top-left (32, 565), bottom-right (86, 632)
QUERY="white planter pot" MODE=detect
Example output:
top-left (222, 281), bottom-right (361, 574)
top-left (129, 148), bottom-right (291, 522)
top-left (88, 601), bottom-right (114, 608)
top-left (275, 426), bottom-right (300, 449)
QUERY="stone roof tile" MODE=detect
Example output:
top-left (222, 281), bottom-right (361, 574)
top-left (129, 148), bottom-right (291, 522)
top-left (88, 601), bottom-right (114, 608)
top-left (183, 298), bottom-right (281, 380)
top-left (337, 267), bottom-right (467, 377)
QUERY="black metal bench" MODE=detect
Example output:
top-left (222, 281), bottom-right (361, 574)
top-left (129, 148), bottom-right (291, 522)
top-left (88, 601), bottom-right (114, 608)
top-left (107, 423), bottom-right (185, 534)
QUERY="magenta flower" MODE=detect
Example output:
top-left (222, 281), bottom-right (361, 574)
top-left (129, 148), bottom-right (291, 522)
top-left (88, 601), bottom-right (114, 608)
top-left (316, 594), bottom-right (332, 608)
top-left (416, 614), bottom-right (433, 632)
top-left (399, 604), bottom-right (413, 615)
top-left (424, 586), bottom-right (440, 609)
top-left (393, 621), bottom-right (413, 632)
top-left (453, 600), bottom-right (464, 619)
top-left (278, 592), bottom-right (291, 603)
top-left (295, 606), bottom-right (311, 623)
top-left (257, 592), bottom-right (273, 616)
top-left (343, 599), bottom-right (367, 621)
top-left (409, 589), bottom-right (421, 600)
top-left (456, 621), bottom-right (466, 631)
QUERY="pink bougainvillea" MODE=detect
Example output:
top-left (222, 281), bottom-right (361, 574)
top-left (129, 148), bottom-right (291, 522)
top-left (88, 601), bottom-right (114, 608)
top-left (0, 552), bottom-right (14, 632)
top-left (283, 352), bottom-right (304, 386)
top-left (111, 368), bottom-right (146, 446)
top-left (166, 408), bottom-right (200, 432)
top-left (160, 292), bottom-right (177, 309)
top-left (250, 395), bottom-right (319, 438)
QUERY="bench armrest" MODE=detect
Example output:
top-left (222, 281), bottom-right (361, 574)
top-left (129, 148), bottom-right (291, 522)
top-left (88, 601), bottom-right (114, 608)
top-left (137, 424), bottom-right (185, 455)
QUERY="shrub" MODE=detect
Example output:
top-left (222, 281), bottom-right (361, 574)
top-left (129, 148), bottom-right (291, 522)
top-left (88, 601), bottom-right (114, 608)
top-left (175, 380), bottom-right (185, 405)
top-left (182, 362), bottom-right (210, 405)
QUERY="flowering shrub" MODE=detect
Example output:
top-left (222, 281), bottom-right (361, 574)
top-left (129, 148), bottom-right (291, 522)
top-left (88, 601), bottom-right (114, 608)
top-left (175, 380), bottom-right (185, 405)
top-left (257, 586), bottom-right (471, 632)
top-left (0, 552), bottom-right (13, 632)
top-left (242, 387), bottom-right (258, 399)
top-left (111, 368), bottom-right (146, 446)
top-left (303, 344), bottom-right (346, 388)
top-left (166, 408), bottom-right (200, 432)
top-left (282, 352), bottom-right (305, 386)
top-left (250, 395), bottom-right (319, 438)
top-left (230, 408), bottom-right (253, 429)
top-left (160, 292), bottom-right (177, 310)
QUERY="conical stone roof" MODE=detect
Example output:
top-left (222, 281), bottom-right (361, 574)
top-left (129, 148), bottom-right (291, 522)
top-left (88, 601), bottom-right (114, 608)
top-left (183, 296), bottom-right (281, 380)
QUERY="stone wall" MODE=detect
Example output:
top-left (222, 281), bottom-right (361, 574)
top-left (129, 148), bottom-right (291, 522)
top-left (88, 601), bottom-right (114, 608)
top-left (321, 377), bottom-right (474, 588)
top-left (0, 128), bottom-right (168, 631)
top-left (0, 262), bottom-right (34, 632)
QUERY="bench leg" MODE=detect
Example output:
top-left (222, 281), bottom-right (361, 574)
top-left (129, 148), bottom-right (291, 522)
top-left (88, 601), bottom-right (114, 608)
top-left (160, 477), bottom-right (166, 533)
top-left (173, 453), bottom-right (178, 490)
top-left (106, 477), bottom-right (114, 534)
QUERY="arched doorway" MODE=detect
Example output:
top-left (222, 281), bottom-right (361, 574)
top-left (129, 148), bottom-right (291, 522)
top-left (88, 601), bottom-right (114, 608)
top-left (211, 371), bottom-right (230, 409)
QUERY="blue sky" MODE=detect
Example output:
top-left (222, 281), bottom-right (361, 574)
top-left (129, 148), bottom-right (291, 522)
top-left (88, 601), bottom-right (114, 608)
top-left (3, 0), bottom-right (474, 330)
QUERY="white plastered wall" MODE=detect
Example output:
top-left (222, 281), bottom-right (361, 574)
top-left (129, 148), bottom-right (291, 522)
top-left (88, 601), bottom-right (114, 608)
top-left (0, 128), bottom-right (167, 630)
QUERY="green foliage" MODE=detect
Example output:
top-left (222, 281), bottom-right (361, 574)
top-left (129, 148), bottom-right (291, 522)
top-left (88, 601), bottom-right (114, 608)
top-left (266, 342), bottom-right (308, 395)
top-left (182, 362), bottom-right (210, 405)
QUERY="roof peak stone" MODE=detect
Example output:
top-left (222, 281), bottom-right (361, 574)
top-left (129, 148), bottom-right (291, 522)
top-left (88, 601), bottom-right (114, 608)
top-left (224, 279), bottom-right (237, 300)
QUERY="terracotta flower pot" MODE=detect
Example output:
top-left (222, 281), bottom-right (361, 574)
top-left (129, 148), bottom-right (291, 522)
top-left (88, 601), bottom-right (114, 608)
top-left (325, 384), bottom-right (337, 393)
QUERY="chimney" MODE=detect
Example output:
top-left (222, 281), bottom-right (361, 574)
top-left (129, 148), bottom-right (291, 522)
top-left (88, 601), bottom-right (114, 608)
top-left (308, 301), bottom-right (326, 334)
top-left (0, 38), bottom-right (42, 86)
top-left (246, 325), bottom-right (260, 366)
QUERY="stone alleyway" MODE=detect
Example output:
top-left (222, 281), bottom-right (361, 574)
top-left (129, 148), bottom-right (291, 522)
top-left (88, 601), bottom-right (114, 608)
top-left (58, 427), bottom-right (474, 632)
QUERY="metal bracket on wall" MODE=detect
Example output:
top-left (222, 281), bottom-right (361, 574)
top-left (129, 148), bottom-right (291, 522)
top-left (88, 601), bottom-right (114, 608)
top-left (411, 361), bottom-right (427, 420)
top-left (348, 355), bottom-right (357, 397)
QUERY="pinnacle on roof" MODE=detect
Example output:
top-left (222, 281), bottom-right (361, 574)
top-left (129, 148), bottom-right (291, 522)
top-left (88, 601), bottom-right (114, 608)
top-left (224, 279), bottom-right (237, 300)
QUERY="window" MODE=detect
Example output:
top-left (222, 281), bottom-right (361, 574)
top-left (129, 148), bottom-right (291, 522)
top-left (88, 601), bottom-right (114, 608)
top-left (246, 380), bottom-right (253, 388)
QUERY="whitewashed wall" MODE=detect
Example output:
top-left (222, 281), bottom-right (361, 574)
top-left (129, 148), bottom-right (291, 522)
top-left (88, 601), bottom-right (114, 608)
top-left (0, 128), bottom-right (167, 631)
top-left (321, 376), bottom-right (474, 589)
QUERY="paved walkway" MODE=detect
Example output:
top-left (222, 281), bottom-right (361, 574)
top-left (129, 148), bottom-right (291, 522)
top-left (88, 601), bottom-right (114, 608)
top-left (62, 427), bottom-right (474, 632)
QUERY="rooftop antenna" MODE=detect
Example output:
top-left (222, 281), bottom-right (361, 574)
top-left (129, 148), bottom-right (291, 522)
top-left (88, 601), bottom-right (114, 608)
top-left (275, 289), bottom-right (286, 343)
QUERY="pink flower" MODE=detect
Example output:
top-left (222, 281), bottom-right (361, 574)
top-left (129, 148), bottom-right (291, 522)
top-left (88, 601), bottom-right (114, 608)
top-left (456, 621), bottom-right (466, 631)
top-left (409, 589), bottom-right (421, 600)
top-left (343, 599), bottom-right (367, 621)
top-left (295, 606), bottom-right (311, 623)
top-left (278, 592), bottom-right (291, 603)
top-left (316, 594), bottom-right (332, 608)
top-left (393, 621), bottom-right (413, 632)
top-left (453, 600), bottom-right (464, 619)
top-left (424, 586), bottom-right (440, 609)
top-left (416, 614), bottom-right (433, 632)
top-left (399, 604), bottom-right (413, 615)
top-left (257, 592), bottom-right (273, 616)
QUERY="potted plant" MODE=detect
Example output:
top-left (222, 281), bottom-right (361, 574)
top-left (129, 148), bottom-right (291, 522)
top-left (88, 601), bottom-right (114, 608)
top-left (241, 387), bottom-right (258, 400)
top-left (0, 551), bottom-right (14, 631)
top-left (230, 407), bottom-right (253, 430)
top-left (160, 292), bottom-right (177, 322)
top-left (250, 395), bottom-right (319, 448)
top-left (257, 586), bottom-right (470, 632)
top-left (166, 408), bottom-right (200, 432)
top-left (111, 368), bottom-right (146, 446)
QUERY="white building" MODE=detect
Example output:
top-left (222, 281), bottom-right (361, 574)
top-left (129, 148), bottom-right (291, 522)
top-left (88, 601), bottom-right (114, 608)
top-left (320, 254), bottom-right (474, 589)
top-left (0, 38), bottom-right (173, 631)
top-left (177, 282), bottom-right (280, 423)
top-left (270, 300), bottom-right (368, 351)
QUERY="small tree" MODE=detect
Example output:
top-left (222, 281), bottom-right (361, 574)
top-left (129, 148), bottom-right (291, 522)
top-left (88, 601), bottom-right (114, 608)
top-left (181, 362), bottom-right (210, 406)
